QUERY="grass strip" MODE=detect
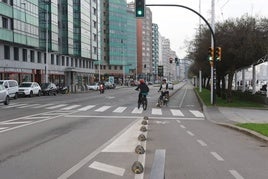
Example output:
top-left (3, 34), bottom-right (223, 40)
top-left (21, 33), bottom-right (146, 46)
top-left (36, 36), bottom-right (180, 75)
top-left (236, 123), bottom-right (268, 137)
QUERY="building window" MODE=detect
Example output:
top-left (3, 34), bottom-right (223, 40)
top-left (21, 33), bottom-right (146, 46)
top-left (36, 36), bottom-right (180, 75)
top-left (66, 57), bottom-right (69, 66)
top-left (30, 50), bottom-right (35, 62)
top-left (114, 66), bottom-right (117, 70)
top-left (109, 65), bottom-right (111, 70)
top-left (62, 56), bottom-right (65, 66)
top-left (14, 47), bottom-right (19, 61)
top-left (93, 46), bottom-right (97, 54)
top-left (71, 58), bottom-right (73, 67)
top-left (75, 59), bottom-right (77, 67)
top-left (51, 54), bottom-right (54, 65)
top-left (37, 52), bottom-right (41, 63)
top-left (56, 55), bottom-right (60, 65)
top-left (4, 45), bottom-right (10, 59)
top-left (2, 17), bottom-right (8, 29)
top-left (23, 49), bottom-right (27, 62)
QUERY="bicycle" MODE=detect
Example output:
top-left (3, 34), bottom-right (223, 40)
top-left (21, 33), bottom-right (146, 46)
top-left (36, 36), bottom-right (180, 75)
top-left (157, 91), bottom-right (169, 107)
top-left (138, 92), bottom-right (148, 110)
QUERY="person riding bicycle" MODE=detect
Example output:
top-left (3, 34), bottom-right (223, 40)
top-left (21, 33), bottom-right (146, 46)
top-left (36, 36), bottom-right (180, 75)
top-left (135, 79), bottom-right (149, 109)
top-left (158, 78), bottom-right (169, 100)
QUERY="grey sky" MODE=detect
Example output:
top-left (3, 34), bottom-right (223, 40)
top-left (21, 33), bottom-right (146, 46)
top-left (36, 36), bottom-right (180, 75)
top-left (128, 0), bottom-right (268, 58)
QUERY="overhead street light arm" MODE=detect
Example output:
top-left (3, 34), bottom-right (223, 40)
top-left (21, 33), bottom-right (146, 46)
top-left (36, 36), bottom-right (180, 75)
top-left (146, 4), bottom-right (217, 104)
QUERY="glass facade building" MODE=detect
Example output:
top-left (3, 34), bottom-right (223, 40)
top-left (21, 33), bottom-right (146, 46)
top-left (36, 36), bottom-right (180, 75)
top-left (0, 0), bottom-right (100, 92)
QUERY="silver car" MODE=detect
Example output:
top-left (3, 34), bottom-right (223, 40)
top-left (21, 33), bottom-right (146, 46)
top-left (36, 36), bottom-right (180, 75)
top-left (0, 84), bottom-right (10, 105)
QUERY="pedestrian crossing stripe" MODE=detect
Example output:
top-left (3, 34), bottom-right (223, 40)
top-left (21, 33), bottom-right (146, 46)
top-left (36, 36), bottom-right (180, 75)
top-left (62, 105), bottom-right (81, 110)
top-left (152, 108), bottom-right (162, 115)
top-left (78, 105), bottom-right (96, 111)
top-left (113, 107), bottom-right (127, 113)
top-left (46, 104), bottom-right (68, 109)
top-left (1, 103), bottom-right (205, 118)
top-left (95, 106), bottom-right (111, 112)
top-left (189, 110), bottom-right (204, 118)
top-left (131, 107), bottom-right (143, 114)
top-left (170, 109), bottom-right (184, 116)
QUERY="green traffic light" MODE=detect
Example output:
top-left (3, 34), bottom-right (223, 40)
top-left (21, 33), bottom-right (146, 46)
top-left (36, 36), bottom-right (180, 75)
top-left (137, 10), bottom-right (142, 15)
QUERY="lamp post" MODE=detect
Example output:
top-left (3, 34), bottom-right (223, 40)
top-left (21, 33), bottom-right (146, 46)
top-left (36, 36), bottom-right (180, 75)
top-left (44, 0), bottom-right (50, 83)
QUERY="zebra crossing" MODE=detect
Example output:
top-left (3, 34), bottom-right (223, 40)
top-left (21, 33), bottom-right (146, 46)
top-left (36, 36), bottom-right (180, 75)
top-left (1, 103), bottom-right (205, 118)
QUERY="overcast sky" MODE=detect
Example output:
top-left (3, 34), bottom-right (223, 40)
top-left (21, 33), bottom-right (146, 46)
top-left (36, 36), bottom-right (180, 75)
top-left (128, 0), bottom-right (268, 58)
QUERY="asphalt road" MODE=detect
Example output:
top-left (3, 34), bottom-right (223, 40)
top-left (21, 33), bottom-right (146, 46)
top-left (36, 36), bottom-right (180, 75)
top-left (0, 83), bottom-right (268, 179)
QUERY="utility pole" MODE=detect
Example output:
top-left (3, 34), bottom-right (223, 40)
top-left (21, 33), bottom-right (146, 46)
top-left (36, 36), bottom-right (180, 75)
top-left (210, 0), bottom-right (215, 104)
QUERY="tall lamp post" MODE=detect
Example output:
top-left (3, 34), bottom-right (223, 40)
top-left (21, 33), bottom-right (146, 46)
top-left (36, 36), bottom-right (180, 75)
top-left (44, 0), bottom-right (50, 83)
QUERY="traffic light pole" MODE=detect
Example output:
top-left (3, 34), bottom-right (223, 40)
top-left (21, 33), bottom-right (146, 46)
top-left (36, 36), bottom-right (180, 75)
top-left (146, 4), bottom-right (217, 104)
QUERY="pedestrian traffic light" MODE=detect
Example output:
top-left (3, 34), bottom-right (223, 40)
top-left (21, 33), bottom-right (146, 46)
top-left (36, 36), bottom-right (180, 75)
top-left (208, 47), bottom-right (214, 61)
top-left (215, 47), bottom-right (222, 61)
top-left (135, 0), bottom-right (145, 18)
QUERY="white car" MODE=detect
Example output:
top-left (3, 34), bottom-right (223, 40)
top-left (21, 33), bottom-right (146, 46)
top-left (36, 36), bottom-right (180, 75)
top-left (0, 84), bottom-right (10, 105)
top-left (18, 82), bottom-right (41, 97)
top-left (87, 83), bottom-right (99, 91)
top-left (167, 81), bottom-right (174, 90)
top-left (0, 80), bottom-right (19, 99)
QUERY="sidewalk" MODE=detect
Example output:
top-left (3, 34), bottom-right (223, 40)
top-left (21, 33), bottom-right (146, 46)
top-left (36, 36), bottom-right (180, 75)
top-left (202, 105), bottom-right (268, 143)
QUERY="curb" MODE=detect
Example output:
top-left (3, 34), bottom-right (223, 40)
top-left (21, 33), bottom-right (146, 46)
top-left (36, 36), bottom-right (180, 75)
top-left (194, 88), bottom-right (268, 144)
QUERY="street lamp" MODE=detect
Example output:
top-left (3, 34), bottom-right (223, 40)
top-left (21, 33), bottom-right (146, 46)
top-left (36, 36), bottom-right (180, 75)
top-left (44, 0), bottom-right (50, 83)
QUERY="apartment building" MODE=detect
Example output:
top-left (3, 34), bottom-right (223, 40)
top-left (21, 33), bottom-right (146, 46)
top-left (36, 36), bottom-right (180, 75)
top-left (0, 0), bottom-right (99, 92)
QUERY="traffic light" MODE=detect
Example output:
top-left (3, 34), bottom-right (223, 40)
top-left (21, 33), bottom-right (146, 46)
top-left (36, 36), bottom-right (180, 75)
top-left (135, 0), bottom-right (145, 18)
top-left (208, 47), bottom-right (214, 61)
top-left (215, 47), bottom-right (222, 61)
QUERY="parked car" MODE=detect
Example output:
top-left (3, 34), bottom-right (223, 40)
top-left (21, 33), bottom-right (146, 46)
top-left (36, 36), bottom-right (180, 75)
top-left (167, 81), bottom-right (174, 90)
top-left (87, 83), bottom-right (99, 91)
top-left (0, 80), bottom-right (19, 99)
top-left (18, 82), bottom-right (41, 97)
top-left (0, 84), bottom-right (10, 105)
top-left (104, 81), bottom-right (113, 89)
top-left (41, 82), bottom-right (57, 96)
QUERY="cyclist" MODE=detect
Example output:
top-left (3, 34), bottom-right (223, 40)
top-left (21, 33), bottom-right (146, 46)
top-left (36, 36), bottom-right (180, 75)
top-left (135, 79), bottom-right (149, 109)
top-left (158, 78), bottom-right (169, 100)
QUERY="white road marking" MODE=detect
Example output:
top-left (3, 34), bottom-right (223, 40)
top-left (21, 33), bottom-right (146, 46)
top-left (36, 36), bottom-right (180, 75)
top-left (77, 105), bottom-right (96, 111)
top-left (229, 170), bottom-right (244, 179)
top-left (176, 120), bottom-right (181, 123)
top-left (2, 103), bottom-right (27, 108)
top-left (154, 121), bottom-right (170, 124)
top-left (57, 118), bottom-right (141, 179)
top-left (89, 161), bottom-right (125, 176)
top-left (131, 107), bottom-right (143, 114)
top-left (102, 119), bottom-right (143, 152)
top-left (197, 139), bottom-right (207, 146)
top-left (61, 105), bottom-right (81, 110)
top-left (180, 125), bottom-right (186, 129)
top-left (33, 103), bottom-right (54, 108)
top-left (18, 104), bottom-right (40, 108)
top-left (170, 109), bottom-right (184, 116)
top-left (152, 108), bottom-right (162, 115)
top-left (113, 107), bottom-right (127, 113)
top-left (46, 104), bottom-right (68, 109)
top-left (95, 106), bottom-right (111, 112)
top-left (1, 121), bottom-right (32, 125)
top-left (187, 131), bottom-right (195, 136)
top-left (189, 110), bottom-right (204, 118)
top-left (211, 152), bottom-right (224, 161)
top-left (0, 127), bottom-right (9, 130)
